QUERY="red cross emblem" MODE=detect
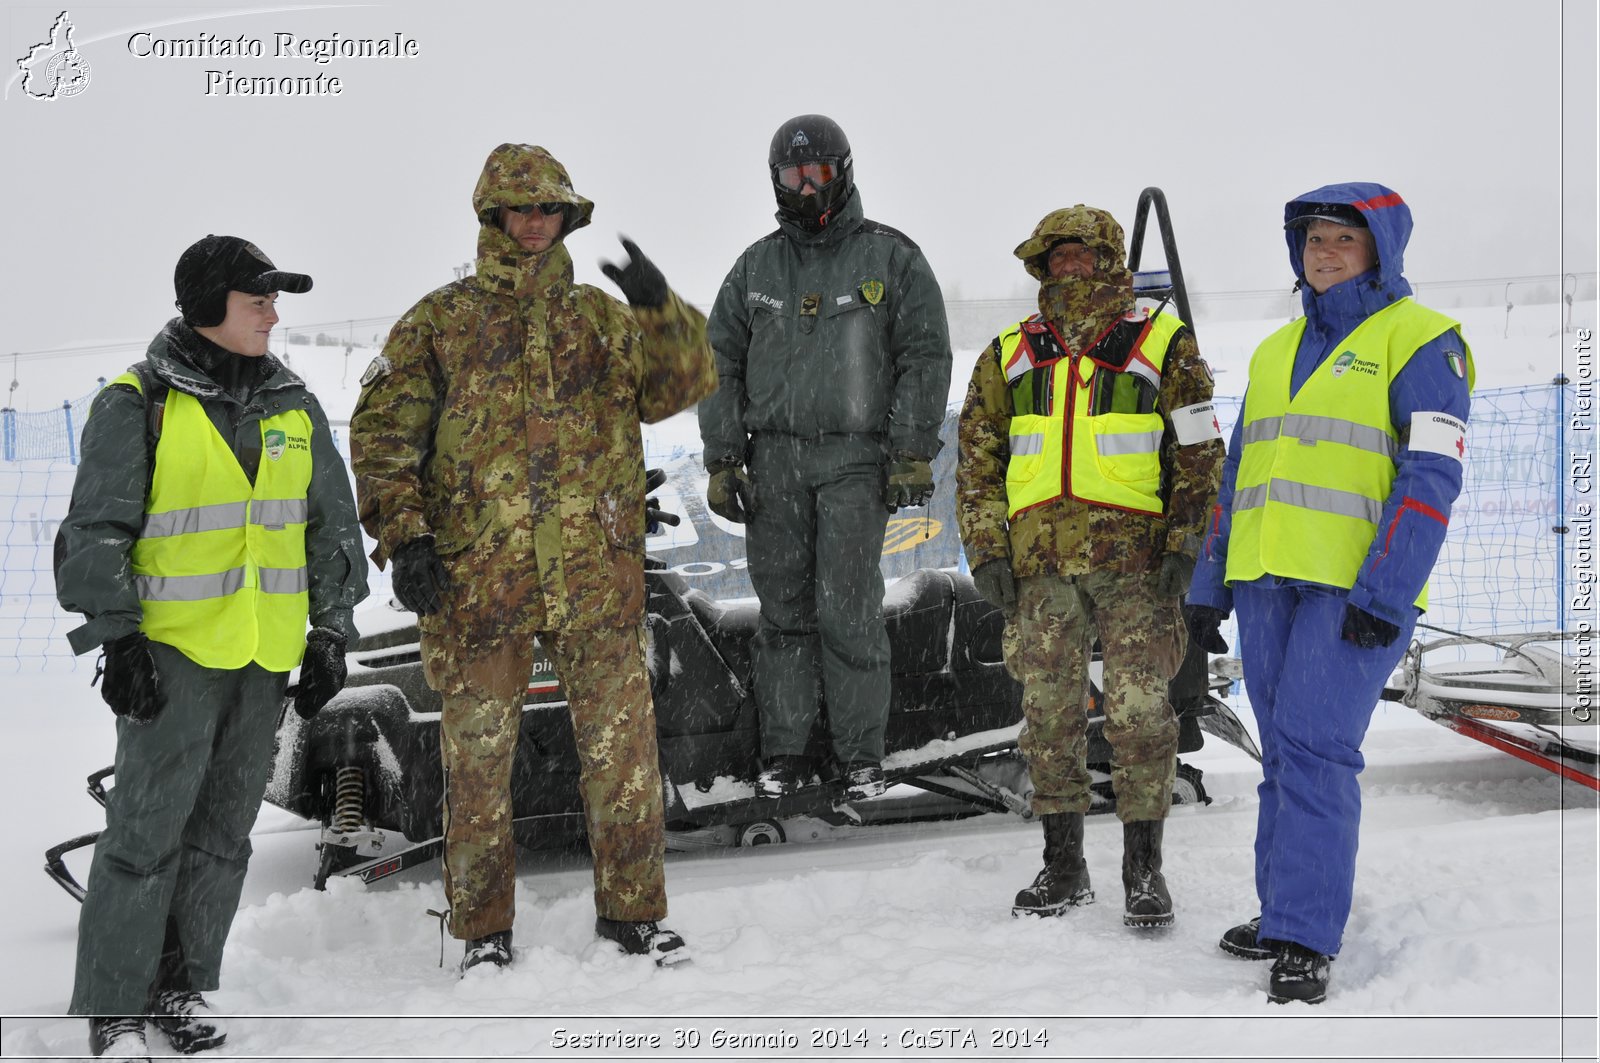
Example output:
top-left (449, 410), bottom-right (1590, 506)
top-left (1456, 435), bottom-right (1465, 458)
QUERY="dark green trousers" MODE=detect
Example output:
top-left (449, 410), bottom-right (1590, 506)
top-left (70, 641), bottom-right (286, 1016)
top-left (746, 433), bottom-right (891, 765)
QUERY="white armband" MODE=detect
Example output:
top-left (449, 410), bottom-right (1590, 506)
top-left (1172, 402), bottom-right (1223, 446)
top-left (1409, 412), bottom-right (1468, 462)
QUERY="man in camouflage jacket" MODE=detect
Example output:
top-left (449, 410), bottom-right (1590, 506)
top-left (350, 143), bottom-right (715, 970)
top-left (956, 206), bottom-right (1223, 928)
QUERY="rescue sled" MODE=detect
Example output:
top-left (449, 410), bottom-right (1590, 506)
top-left (1386, 629), bottom-right (1597, 791)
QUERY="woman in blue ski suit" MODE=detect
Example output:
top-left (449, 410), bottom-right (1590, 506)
top-left (1186, 182), bottom-right (1473, 1003)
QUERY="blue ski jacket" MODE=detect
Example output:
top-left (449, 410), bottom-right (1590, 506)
top-left (1188, 182), bottom-right (1472, 625)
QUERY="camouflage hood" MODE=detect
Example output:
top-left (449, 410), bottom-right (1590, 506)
top-left (1016, 206), bottom-right (1134, 351)
top-left (472, 143), bottom-right (591, 299)
top-left (472, 143), bottom-right (593, 234)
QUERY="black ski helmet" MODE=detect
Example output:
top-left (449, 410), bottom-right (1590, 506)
top-left (768, 114), bottom-right (854, 232)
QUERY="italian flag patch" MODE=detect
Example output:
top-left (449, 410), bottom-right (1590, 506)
top-left (1445, 350), bottom-right (1467, 379)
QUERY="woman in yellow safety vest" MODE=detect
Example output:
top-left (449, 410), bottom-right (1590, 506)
top-left (54, 235), bottom-right (368, 1058)
top-left (1186, 183), bottom-right (1473, 1005)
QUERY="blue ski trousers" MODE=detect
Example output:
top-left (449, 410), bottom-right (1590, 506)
top-left (1235, 579), bottom-right (1415, 957)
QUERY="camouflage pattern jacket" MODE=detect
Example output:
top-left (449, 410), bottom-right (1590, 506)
top-left (56, 320), bottom-right (368, 654)
top-left (350, 144), bottom-right (716, 635)
top-left (957, 205), bottom-right (1223, 579)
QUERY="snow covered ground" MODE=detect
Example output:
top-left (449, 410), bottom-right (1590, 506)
top-left (1, 668), bottom-right (1596, 1060)
top-left (1, 300), bottom-right (1594, 1060)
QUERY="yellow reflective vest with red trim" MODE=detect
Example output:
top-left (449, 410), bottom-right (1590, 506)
top-left (999, 310), bottom-right (1187, 520)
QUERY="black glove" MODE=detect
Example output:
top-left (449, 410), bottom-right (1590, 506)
top-left (1183, 604), bottom-right (1230, 655)
top-left (884, 455), bottom-right (934, 511)
top-left (706, 465), bottom-right (752, 524)
top-left (94, 631), bottom-right (163, 723)
top-left (643, 469), bottom-right (681, 535)
top-left (1341, 603), bottom-right (1401, 649)
top-left (599, 237), bottom-right (669, 309)
top-left (972, 559), bottom-right (1018, 618)
top-left (1155, 552), bottom-right (1196, 598)
top-left (293, 627), bottom-right (348, 720)
top-left (391, 536), bottom-right (449, 616)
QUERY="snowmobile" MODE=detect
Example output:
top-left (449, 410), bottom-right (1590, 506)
top-left (44, 555), bottom-right (1259, 900)
top-left (1384, 627), bottom-right (1596, 791)
top-left (269, 557), bottom-right (1258, 889)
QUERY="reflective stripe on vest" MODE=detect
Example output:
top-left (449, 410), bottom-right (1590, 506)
top-left (117, 372), bottom-right (315, 670)
top-left (1001, 310), bottom-right (1186, 519)
top-left (1224, 298), bottom-right (1475, 607)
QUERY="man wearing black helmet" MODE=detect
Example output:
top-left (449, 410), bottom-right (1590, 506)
top-left (698, 114), bottom-right (953, 799)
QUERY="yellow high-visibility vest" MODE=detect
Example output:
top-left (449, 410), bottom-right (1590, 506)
top-left (1225, 298), bottom-right (1474, 606)
top-left (1000, 310), bottom-right (1186, 519)
top-left (117, 371), bottom-right (314, 670)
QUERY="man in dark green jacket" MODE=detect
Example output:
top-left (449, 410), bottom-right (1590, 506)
top-left (699, 114), bottom-right (953, 799)
top-left (54, 235), bottom-right (368, 1060)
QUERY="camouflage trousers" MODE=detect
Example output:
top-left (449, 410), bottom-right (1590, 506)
top-left (1003, 569), bottom-right (1183, 823)
top-left (430, 624), bottom-right (667, 940)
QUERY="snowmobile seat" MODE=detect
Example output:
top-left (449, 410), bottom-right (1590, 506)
top-left (950, 571), bottom-right (1005, 668)
top-left (883, 569), bottom-right (956, 676)
top-left (682, 589), bottom-right (759, 684)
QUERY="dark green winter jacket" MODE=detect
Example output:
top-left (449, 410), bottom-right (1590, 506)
top-left (699, 190), bottom-right (953, 465)
top-left (55, 319), bottom-right (369, 656)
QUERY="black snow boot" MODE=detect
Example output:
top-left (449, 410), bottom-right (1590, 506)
top-left (1011, 812), bottom-right (1094, 916)
top-left (595, 916), bottom-right (691, 967)
top-left (755, 755), bottom-right (810, 798)
top-left (1219, 915), bottom-right (1276, 960)
top-left (1121, 819), bottom-right (1174, 928)
top-left (842, 761), bottom-right (887, 800)
top-left (88, 1017), bottom-right (150, 1060)
top-left (460, 929), bottom-right (513, 974)
top-left (148, 989), bottom-right (227, 1054)
top-left (1268, 942), bottom-right (1332, 1004)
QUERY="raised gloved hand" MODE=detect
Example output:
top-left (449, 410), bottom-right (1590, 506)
top-left (972, 559), bottom-right (1018, 618)
top-left (1183, 604), bottom-right (1230, 655)
top-left (1340, 603), bottom-right (1401, 649)
top-left (884, 455), bottom-right (934, 511)
top-left (95, 631), bottom-right (164, 723)
top-left (706, 464), bottom-right (752, 524)
top-left (1155, 552), bottom-right (1196, 598)
top-left (293, 627), bottom-right (348, 720)
top-left (391, 536), bottom-right (449, 616)
top-left (599, 237), bottom-right (669, 309)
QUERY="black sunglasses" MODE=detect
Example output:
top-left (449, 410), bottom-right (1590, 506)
top-left (505, 203), bottom-right (568, 217)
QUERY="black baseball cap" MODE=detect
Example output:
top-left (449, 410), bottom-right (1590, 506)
top-left (174, 235), bottom-right (313, 328)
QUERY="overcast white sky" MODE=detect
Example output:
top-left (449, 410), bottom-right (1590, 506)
top-left (2, 0), bottom-right (1594, 363)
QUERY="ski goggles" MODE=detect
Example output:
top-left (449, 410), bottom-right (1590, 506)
top-left (774, 160), bottom-right (844, 191)
top-left (505, 202), bottom-right (569, 217)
